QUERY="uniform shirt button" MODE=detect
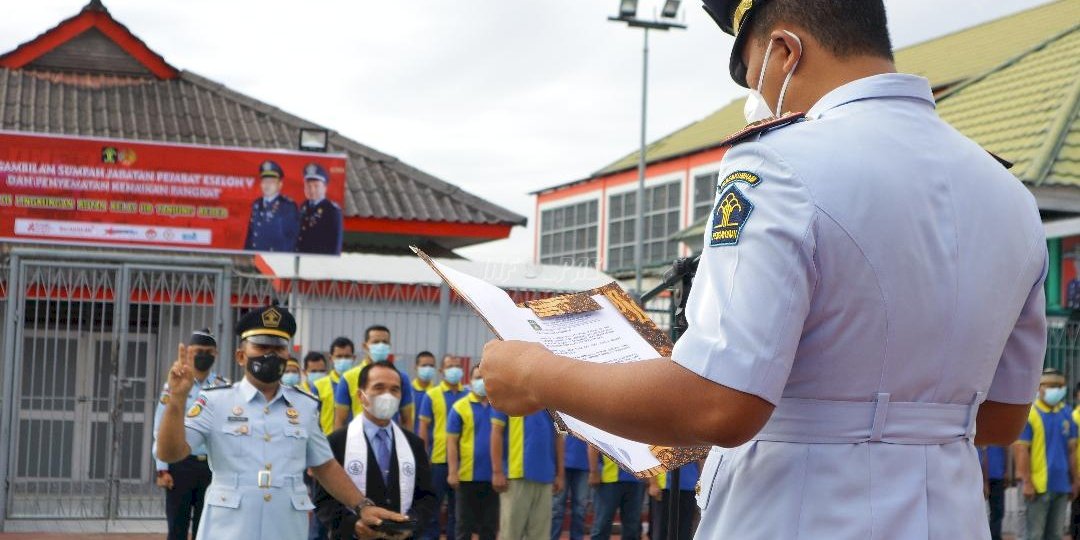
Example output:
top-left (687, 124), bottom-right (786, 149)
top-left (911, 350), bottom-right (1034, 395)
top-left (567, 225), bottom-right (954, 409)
top-left (264, 406), bottom-right (270, 414)
top-left (264, 434), bottom-right (271, 442)
top-left (265, 463), bottom-right (272, 470)
top-left (264, 494), bottom-right (272, 502)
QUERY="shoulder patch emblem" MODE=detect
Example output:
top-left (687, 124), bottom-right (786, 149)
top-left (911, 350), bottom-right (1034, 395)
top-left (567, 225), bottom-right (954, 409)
top-left (160, 394), bottom-right (169, 405)
top-left (187, 404), bottom-right (202, 417)
top-left (709, 171), bottom-right (763, 248)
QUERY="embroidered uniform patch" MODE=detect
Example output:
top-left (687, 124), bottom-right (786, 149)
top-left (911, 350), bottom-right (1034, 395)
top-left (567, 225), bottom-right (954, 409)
top-left (709, 171), bottom-right (762, 247)
top-left (710, 185), bottom-right (754, 247)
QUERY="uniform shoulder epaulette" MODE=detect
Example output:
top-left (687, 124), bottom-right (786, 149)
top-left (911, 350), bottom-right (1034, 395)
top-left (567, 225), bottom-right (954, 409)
top-left (211, 375), bottom-right (230, 387)
top-left (717, 111), bottom-right (806, 149)
top-left (203, 383), bottom-right (233, 392)
top-left (987, 150), bottom-right (1013, 170)
top-left (286, 385), bottom-right (320, 403)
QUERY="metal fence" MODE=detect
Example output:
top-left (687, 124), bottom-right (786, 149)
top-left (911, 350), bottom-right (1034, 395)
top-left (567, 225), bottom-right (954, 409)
top-left (0, 249), bottom-right (509, 523)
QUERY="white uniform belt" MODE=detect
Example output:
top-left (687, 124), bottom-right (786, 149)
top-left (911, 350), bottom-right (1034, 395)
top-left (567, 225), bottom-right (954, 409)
top-left (212, 472), bottom-right (305, 489)
top-left (753, 392), bottom-right (986, 445)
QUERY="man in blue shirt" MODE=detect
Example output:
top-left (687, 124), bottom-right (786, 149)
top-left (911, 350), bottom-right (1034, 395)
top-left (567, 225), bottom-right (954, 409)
top-left (551, 436), bottom-right (591, 540)
top-left (1015, 368), bottom-right (1078, 540)
top-left (979, 446), bottom-right (1008, 540)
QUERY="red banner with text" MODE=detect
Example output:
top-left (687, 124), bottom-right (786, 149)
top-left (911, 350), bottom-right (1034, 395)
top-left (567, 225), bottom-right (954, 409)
top-left (0, 130), bottom-right (347, 255)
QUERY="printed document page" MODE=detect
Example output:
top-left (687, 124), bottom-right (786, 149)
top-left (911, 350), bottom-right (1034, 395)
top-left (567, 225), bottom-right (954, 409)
top-left (424, 257), bottom-right (663, 474)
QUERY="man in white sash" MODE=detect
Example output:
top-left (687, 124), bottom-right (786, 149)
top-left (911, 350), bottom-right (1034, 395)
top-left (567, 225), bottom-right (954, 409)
top-left (316, 362), bottom-right (437, 539)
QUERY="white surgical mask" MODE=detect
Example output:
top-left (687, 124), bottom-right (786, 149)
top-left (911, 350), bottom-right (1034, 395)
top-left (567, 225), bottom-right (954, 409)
top-left (1044, 386), bottom-right (1067, 406)
top-left (364, 391), bottom-right (400, 421)
top-left (743, 30), bottom-right (802, 124)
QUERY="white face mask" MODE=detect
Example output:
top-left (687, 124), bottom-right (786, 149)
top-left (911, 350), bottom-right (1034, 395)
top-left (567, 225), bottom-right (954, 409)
top-left (363, 391), bottom-right (400, 421)
top-left (743, 30), bottom-right (803, 124)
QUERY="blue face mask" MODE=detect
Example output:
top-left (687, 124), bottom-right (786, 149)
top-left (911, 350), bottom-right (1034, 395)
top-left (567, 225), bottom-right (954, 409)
top-left (307, 371), bottom-right (328, 385)
top-left (281, 373), bottom-right (301, 387)
top-left (444, 367), bottom-right (464, 385)
top-left (471, 378), bottom-right (486, 397)
top-left (333, 358), bottom-right (355, 375)
top-left (368, 343), bottom-right (391, 362)
top-left (417, 365), bottom-right (436, 382)
top-left (1044, 386), bottom-right (1067, 406)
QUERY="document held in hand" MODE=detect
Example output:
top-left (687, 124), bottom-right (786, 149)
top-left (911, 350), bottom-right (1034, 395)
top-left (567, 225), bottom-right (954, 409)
top-left (412, 247), bottom-right (709, 478)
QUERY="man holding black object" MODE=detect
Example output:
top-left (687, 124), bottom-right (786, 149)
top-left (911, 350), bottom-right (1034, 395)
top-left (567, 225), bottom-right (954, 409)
top-left (478, 0), bottom-right (1047, 538)
top-left (315, 362), bottom-right (437, 539)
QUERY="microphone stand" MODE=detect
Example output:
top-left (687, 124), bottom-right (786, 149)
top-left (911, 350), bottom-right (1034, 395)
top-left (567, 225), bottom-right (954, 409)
top-left (639, 255), bottom-right (699, 540)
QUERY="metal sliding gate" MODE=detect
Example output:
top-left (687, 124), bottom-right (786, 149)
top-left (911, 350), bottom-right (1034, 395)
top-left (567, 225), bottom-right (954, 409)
top-left (0, 253), bottom-right (229, 521)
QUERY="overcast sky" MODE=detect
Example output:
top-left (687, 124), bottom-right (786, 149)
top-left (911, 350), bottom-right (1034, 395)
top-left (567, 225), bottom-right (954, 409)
top-left (0, 0), bottom-right (1055, 262)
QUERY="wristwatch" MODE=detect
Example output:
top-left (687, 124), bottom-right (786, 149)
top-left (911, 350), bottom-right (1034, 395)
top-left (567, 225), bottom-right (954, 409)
top-left (352, 497), bottom-right (375, 516)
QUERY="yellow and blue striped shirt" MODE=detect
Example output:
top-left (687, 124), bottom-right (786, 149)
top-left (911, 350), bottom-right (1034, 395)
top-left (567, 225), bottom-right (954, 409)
top-left (492, 410), bottom-right (557, 483)
top-left (447, 393), bottom-right (493, 482)
top-left (419, 381), bottom-right (468, 464)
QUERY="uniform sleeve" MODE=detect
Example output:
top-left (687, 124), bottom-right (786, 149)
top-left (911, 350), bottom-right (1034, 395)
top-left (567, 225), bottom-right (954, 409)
top-left (334, 375), bottom-right (352, 407)
top-left (419, 391), bottom-right (434, 420)
top-left (987, 247), bottom-right (1048, 404)
top-left (670, 142), bottom-right (817, 405)
top-left (491, 410), bottom-right (508, 426)
top-left (183, 395), bottom-right (214, 452)
top-left (447, 408), bottom-right (463, 435)
top-left (305, 404), bottom-right (335, 467)
top-left (1019, 420), bottom-right (1033, 444)
top-left (151, 386), bottom-right (169, 471)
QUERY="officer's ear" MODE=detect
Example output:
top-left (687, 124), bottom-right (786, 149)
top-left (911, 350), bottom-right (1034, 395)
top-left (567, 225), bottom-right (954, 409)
top-left (235, 346), bottom-right (246, 366)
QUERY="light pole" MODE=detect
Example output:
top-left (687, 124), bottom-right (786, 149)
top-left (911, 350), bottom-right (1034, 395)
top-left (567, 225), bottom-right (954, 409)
top-left (608, 0), bottom-right (685, 296)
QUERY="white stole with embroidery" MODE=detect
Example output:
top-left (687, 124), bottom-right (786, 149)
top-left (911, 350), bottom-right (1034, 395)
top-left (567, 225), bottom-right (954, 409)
top-left (344, 419), bottom-right (415, 515)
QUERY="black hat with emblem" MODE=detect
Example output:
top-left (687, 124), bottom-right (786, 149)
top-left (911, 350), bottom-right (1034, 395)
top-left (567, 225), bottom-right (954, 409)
top-left (303, 163), bottom-right (329, 184)
top-left (701, 0), bottom-right (767, 88)
top-left (235, 304), bottom-right (296, 347)
top-left (259, 160), bottom-right (284, 179)
top-left (189, 328), bottom-right (217, 347)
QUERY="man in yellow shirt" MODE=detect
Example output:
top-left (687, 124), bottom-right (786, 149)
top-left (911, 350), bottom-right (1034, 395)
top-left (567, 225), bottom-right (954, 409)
top-left (418, 355), bottom-right (468, 540)
top-left (333, 325), bottom-right (415, 431)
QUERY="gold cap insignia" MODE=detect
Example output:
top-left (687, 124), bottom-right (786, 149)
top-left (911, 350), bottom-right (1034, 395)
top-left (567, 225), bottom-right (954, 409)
top-left (732, 0), bottom-right (754, 35)
top-left (261, 308), bottom-right (282, 328)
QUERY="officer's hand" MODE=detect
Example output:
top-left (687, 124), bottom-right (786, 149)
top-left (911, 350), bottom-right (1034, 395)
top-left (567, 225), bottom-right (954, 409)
top-left (588, 470), bottom-right (601, 487)
top-left (479, 340), bottom-right (547, 416)
top-left (553, 472), bottom-right (564, 494)
top-left (492, 471), bottom-right (509, 493)
top-left (155, 472), bottom-right (173, 490)
top-left (355, 506), bottom-right (408, 540)
top-left (167, 344), bottom-right (195, 399)
top-left (1023, 480), bottom-right (1035, 501)
top-left (448, 471), bottom-right (460, 490)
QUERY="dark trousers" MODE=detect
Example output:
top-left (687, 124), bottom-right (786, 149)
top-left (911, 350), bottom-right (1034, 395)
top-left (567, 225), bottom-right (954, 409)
top-left (649, 489), bottom-right (697, 540)
top-left (592, 482), bottom-right (646, 540)
top-left (987, 479), bottom-right (1004, 540)
top-left (305, 471), bottom-right (328, 540)
top-left (1070, 484), bottom-right (1080, 540)
top-left (165, 456), bottom-right (212, 540)
top-left (455, 481), bottom-right (499, 540)
top-left (422, 463), bottom-right (456, 540)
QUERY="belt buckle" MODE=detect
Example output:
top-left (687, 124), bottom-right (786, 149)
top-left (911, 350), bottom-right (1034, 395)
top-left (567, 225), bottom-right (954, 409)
top-left (258, 470), bottom-right (272, 488)
top-left (196, 455), bottom-right (207, 462)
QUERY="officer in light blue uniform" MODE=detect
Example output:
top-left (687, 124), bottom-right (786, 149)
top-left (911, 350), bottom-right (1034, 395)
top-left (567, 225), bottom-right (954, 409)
top-left (296, 163), bottom-right (343, 255)
top-left (151, 328), bottom-right (228, 540)
top-left (676, 1), bottom-right (1048, 538)
top-left (244, 160), bottom-right (300, 252)
top-left (155, 305), bottom-right (391, 540)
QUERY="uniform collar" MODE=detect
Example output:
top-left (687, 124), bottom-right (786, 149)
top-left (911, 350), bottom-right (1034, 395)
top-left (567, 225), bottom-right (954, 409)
top-left (440, 380), bottom-right (463, 393)
top-left (308, 197), bottom-right (325, 206)
top-left (806, 73), bottom-right (935, 120)
top-left (1035, 399), bottom-right (1066, 413)
top-left (467, 391), bottom-right (487, 405)
top-left (238, 376), bottom-right (289, 406)
top-left (413, 379), bottom-right (429, 391)
top-left (263, 195), bottom-right (279, 204)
